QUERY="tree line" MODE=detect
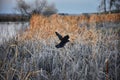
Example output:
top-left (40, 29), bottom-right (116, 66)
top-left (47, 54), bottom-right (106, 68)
top-left (0, 0), bottom-right (119, 22)
top-left (15, 0), bottom-right (120, 16)
top-left (14, 0), bottom-right (58, 17)
top-left (99, 0), bottom-right (120, 13)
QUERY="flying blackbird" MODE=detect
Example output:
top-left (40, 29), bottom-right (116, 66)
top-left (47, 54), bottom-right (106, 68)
top-left (55, 32), bottom-right (69, 48)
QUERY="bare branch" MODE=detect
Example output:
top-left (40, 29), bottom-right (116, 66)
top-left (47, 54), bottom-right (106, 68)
top-left (14, 0), bottom-right (57, 16)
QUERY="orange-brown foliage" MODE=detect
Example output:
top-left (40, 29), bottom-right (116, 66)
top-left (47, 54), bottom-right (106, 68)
top-left (20, 13), bottom-right (120, 44)
top-left (89, 13), bottom-right (120, 23)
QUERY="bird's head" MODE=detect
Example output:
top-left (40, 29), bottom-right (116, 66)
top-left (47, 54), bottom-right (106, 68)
top-left (65, 35), bottom-right (69, 39)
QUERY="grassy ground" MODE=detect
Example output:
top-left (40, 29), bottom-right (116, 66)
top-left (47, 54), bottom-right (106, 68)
top-left (0, 23), bottom-right (120, 80)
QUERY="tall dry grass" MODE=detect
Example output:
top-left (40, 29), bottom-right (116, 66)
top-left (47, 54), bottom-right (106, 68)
top-left (20, 13), bottom-right (120, 43)
top-left (0, 27), bottom-right (120, 80)
top-left (0, 13), bottom-right (120, 80)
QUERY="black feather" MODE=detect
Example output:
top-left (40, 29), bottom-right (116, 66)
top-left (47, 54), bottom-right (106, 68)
top-left (55, 32), bottom-right (63, 40)
top-left (55, 32), bottom-right (69, 48)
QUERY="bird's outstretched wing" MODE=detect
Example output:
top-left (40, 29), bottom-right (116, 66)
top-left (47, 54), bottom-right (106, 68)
top-left (55, 32), bottom-right (63, 40)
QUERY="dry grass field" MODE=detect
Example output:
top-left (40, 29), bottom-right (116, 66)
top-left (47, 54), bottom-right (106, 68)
top-left (21, 13), bottom-right (120, 41)
top-left (0, 13), bottom-right (120, 80)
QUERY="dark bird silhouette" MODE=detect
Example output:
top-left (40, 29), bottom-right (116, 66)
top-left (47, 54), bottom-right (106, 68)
top-left (55, 32), bottom-right (70, 48)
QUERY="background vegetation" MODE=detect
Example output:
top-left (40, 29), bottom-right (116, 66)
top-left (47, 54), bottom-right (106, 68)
top-left (0, 13), bottom-right (120, 80)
